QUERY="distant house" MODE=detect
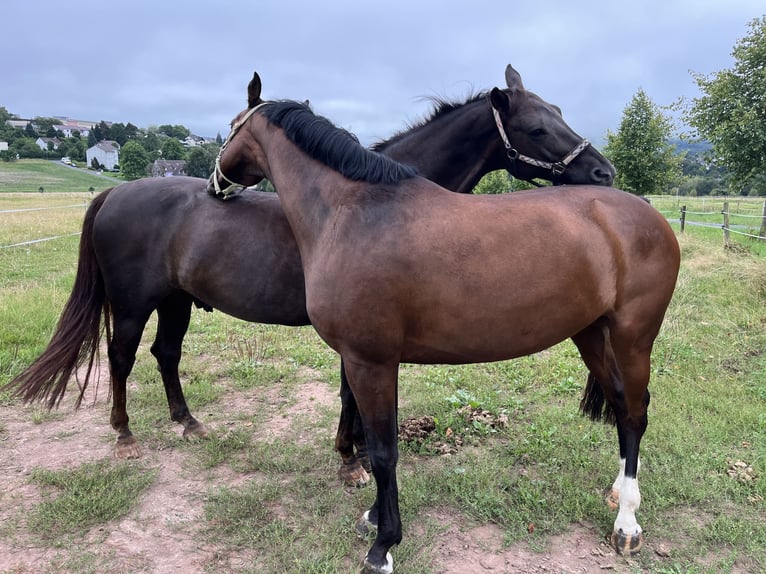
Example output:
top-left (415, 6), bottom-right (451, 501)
top-left (0, 142), bottom-right (8, 152)
top-left (86, 140), bottom-right (120, 170)
top-left (36, 137), bottom-right (61, 151)
top-left (152, 159), bottom-right (186, 177)
top-left (6, 119), bottom-right (30, 130)
top-left (54, 123), bottom-right (91, 138)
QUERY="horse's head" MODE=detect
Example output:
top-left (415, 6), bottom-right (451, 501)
top-left (208, 72), bottom-right (270, 198)
top-left (489, 65), bottom-right (615, 186)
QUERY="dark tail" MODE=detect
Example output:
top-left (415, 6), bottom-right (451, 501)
top-left (579, 324), bottom-right (617, 425)
top-left (3, 188), bottom-right (114, 409)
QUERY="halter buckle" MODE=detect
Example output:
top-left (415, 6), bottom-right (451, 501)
top-left (551, 162), bottom-right (566, 176)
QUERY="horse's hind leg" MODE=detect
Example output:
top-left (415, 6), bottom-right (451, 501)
top-left (336, 358), bottom-right (371, 487)
top-left (110, 311), bottom-right (152, 459)
top-left (151, 293), bottom-right (208, 439)
top-left (572, 322), bottom-right (650, 556)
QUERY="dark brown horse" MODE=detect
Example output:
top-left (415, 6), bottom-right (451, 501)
top-left (208, 87), bottom-right (679, 572)
top-left (5, 66), bottom-right (613, 489)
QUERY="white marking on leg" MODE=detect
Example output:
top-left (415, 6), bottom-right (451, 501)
top-left (614, 477), bottom-right (642, 536)
top-left (363, 551), bottom-right (393, 574)
top-left (611, 457), bottom-right (626, 495)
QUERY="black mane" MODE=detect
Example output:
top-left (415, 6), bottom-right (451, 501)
top-left (371, 92), bottom-right (488, 153)
top-left (261, 100), bottom-right (418, 185)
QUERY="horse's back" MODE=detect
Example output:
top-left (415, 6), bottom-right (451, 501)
top-left (92, 178), bottom-right (308, 325)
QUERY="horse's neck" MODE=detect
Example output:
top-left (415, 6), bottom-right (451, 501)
top-left (266, 133), bottom-right (342, 254)
top-left (376, 99), bottom-right (501, 193)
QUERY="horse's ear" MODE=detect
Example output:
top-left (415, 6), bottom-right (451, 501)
top-left (504, 65), bottom-right (524, 92)
top-left (489, 87), bottom-right (510, 113)
top-left (247, 72), bottom-right (263, 108)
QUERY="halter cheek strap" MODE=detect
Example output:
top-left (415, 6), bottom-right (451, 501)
top-left (490, 104), bottom-right (590, 182)
top-left (211, 102), bottom-right (269, 198)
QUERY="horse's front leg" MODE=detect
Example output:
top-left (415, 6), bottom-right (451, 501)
top-left (336, 359), bottom-right (371, 487)
top-left (343, 358), bottom-right (401, 574)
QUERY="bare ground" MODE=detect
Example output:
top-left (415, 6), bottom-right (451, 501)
top-left (0, 368), bottom-right (647, 574)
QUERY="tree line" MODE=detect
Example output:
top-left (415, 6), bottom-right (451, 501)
top-left (0, 108), bottom-right (224, 179)
top-left (2, 16), bottom-right (764, 194)
top-left (476, 16), bottom-right (766, 197)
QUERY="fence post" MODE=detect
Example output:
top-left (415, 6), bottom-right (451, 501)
top-left (680, 205), bottom-right (686, 233)
top-left (722, 201), bottom-right (730, 247)
top-left (760, 200), bottom-right (766, 241)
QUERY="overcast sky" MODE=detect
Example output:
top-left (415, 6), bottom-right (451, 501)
top-left (2, 1), bottom-right (762, 148)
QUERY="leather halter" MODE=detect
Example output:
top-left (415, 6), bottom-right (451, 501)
top-left (490, 102), bottom-right (590, 184)
top-left (211, 102), bottom-right (269, 198)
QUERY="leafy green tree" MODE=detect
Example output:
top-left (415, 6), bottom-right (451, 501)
top-left (474, 170), bottom-right (511, 194)
top-left (110, 123), bottom-right (127, 146)
top-left (160, 138), bottom-right (186, 161)
top-left (124, 123), bottom-right (139, 141)
top-left (158, 124), bottom-right (190, 139)
top-left (603, 89), bottom-right (682, 195)
top-left (186, 143), bottom-right (220, 178)
top-left (686, 17), bottom-right (766, 195)
top-left (140, 130), bottom-right (161, 154)
top-left (473, 170), bottom-right (538, 194)
top-left (120, 140), bottom-right (151, 180)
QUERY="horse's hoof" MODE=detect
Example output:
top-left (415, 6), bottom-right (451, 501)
top-left (605, 488), bottom-right (620, 511)
top-left (362, 552), bottom-right (393, 574)
top-left (358, 454), bottom-right (372, 473)
top-left (183, 421), bottom-right (210, 440)
top-left (114, 437), bottom-right (142, 460)
top-left (339, 462), bottom-right (370, 487)
top-left (355, 510), bottom-right (378, 537)
top-left (611, 529), bottom-right (643, 555)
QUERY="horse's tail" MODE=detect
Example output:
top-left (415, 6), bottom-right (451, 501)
top-left (579, 324), bottom-right (617, 425)
top-left (4, 188), bottom-right (114, 409)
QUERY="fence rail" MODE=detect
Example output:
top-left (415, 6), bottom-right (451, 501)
top-left (0, 202), bottom-right (88, 250)
top-left (676, 200), bottom-right (766, 244)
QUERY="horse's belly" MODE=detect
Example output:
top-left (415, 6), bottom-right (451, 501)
top-left (399, 317), bottom-right (590, 364)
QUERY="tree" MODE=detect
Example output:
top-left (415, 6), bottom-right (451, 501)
top-left (603, 89), bottom-right (682, 195)
top-left (686, 17), bottom-right (766, 195)
top-left (474, 170), bottom-right (511, 194)
top-left (120, 140), bottom-right (151, 180)
top-left (160, 138), bottom-right (186, 161)
top-left (186, 143), bottom-right (220, 178)
top-left (110, 123), bottom-right (127, 146)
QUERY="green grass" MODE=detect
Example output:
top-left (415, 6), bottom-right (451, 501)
top-left (1, 188), bottom-right (765, 573)
top-left (0, 159), bottom-right (120, 193)
top-left (27, 459), bottom-right (157, 539)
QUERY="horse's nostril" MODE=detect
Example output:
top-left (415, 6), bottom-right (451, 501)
top-left (593, 167), bottom-right (615, 186)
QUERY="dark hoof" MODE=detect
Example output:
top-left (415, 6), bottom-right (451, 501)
top-left (605, 488), bottom-right (619, 511)
top-left (355, 510), bottom-right (378, 537)
top-left (114, 436), bottom-right (142, 459)
top-left (361, 552), bottom-right (393, 574)
top-left (611, 529), bottom-right (643, 555)
top-left (339, 461), bottom-right (370, 487)
top-left (182, 420), bottom-right (210, 440)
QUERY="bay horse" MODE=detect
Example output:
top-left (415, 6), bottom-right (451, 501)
top-left (207, 86), bottom-right (679, 572)
top-left (5, 66), bottom-right (614, 490)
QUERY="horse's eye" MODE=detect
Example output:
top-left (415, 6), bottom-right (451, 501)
top-left (529, 129), bottom-right (546, 138)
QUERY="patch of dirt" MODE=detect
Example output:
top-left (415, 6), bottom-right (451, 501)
top-left (428, 512), bottom-right (635, 574)
top-left (0, 365), bottom-right (670, 574)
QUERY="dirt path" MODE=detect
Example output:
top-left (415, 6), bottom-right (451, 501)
top-left (0, 374), bottom-right (643, 574)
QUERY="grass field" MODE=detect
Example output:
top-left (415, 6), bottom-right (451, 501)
top-left (0, 159), bottom-right (121, 194)
top-left (0, 180), bottom-right (765, 573)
